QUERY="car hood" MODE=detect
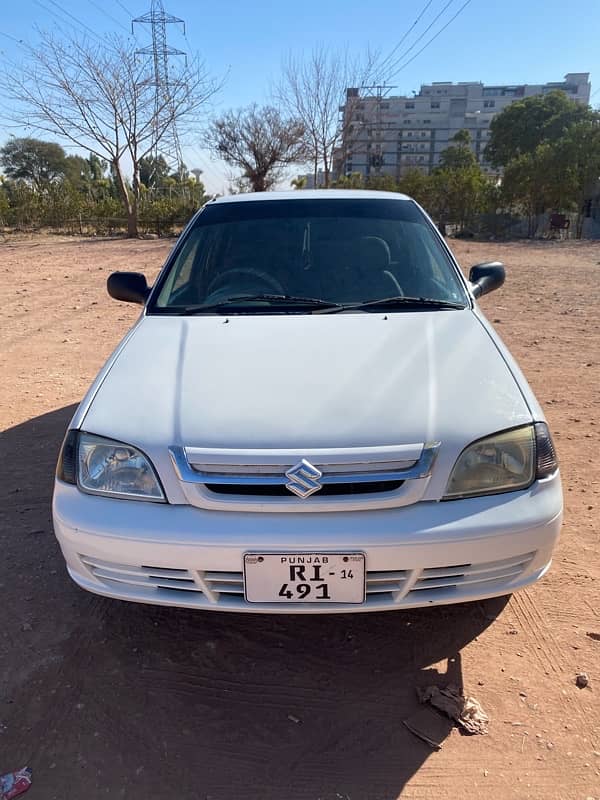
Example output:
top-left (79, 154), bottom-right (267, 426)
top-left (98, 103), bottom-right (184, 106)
top-left (82, 310), bottom-right (531, 458)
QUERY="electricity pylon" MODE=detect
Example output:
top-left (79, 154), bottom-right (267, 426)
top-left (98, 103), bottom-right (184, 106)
top-left (133, 0), bottom-right (187, 180)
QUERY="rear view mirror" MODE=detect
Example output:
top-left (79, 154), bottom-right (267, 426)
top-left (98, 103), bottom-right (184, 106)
top-left (469, 262), bottom-right (505, 299)
top-left (107, 271), bottom-right (150, 304)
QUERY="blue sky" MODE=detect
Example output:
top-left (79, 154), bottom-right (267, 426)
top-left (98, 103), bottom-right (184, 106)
top-left (1, 0), bottom-right (598, 193)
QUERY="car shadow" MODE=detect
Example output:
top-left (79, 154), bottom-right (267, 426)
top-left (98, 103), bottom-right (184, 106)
top-left (0, 406), bottom-right (509, 800)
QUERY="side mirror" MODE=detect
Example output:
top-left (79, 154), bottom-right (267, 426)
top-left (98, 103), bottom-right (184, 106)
top-left (107, 271), bottom-right (150, 304)
top-left (469, 262), bottom-right (505, 299)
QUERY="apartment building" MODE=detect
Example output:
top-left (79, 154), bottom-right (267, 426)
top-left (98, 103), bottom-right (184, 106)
top-left (336, 73), bottom-right (591, 180)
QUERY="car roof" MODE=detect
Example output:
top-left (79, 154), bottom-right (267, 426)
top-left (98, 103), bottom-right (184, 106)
top-left (210, 189), bottom-right (412, 204)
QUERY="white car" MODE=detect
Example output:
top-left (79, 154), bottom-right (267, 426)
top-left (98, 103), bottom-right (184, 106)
top-left (53, 190), bottom-right (562, 613)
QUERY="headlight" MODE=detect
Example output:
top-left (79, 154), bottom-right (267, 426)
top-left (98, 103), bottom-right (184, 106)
top-left (57, 431), bottom-right (165, 502)
top-left (444, 424), bottom-right (556, 500)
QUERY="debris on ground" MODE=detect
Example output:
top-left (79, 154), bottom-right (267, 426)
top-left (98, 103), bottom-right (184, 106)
top-left (417, 685), bottom-right (490, 735)
top-left (287, 714), bottom-right (301, 724)
top-left (1, 767), bottom-right (32, 799)
top-left (575, 672), bottom-right (589, 689)
top-left (403, 706), bottom-right (451, 750)
top-left (403, 685), bottom-right (490, 749)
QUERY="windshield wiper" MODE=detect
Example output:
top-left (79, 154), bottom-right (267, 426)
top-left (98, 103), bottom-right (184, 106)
top-left (180, 294), bottom-right (343, 315)
top-left (317, 295), bottom-right (467, 314)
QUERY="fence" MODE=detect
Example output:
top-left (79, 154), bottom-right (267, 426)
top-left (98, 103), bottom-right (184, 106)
top-left (3, 207), bottom-right (600, 241)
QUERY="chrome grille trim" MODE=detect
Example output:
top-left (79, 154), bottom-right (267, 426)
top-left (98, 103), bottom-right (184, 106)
top-left (366, 569), bottom-right (409, 595)
top-left (169, 443), bottom-right (440, 487)
top-left (408, 553), bottom-right (536, 597)
top-left (183, 443), bottom-right (425, 464)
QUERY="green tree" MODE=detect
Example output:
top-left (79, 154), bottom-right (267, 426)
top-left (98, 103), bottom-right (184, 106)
top-left (63, 154), bottom-right (106, 199)
top-left (491, 97), bottom-right (600, 237)
top-left (438, 130), bottom-right (478, 170)
top-left (501, 147), bottom-right (562, 236)
top-left (0, 137), bottom-right (67, 190)
top-left (290, 175), bottom-right (307, 190)
top-left (0, 180), bottom-right (41, 227)
top-left (365, 175), bottom-right (398, 192)
top-left (397, 169), bottom-right (432, 206)
top-left (0, 180), bottom-right (11, 225)
top-left (430, 166), bottom-right (486, 232)
top-left (555, 119), bottom-right (600, 237)
top-left (139, 155), bottom-right (170, 189)
top-left (485, 91), bottom-right (592, 168)
top-left (430, 131), bottom-right (487, 232)
top-left (331, 172), bottom-right (365, 189)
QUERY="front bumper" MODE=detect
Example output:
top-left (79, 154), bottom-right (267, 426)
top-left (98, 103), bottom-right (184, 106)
top-left (52, 474), bottom-right (563, 613)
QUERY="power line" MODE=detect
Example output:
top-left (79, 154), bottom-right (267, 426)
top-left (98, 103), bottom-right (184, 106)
top-left (35, 0), bottom-right (107, 43)
top-left (187, 145), bottom-right (225, 186)
top-left (86, 0), bottom-right (130, 32)
top-left (385, 0), bottom-right (474, 80)
top-left (381, 0), bottom-right (457, 81)
top-left (0, 31), bottom-right (27, 47)
top-left (375, 0), bottom-right (435, 81)
top-left (109, 0), bottom-right (143, 46)
top-left (114, 0), bottom-right (135, 16)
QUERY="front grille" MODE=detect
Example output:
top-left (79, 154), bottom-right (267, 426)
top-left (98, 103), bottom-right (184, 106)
top-left (80, 552), bottom-right (535, 609)
top-left (406, 552), bottom-right (536, 602)
top-left (366, 569), bottom-right (409, 596)
top-left (169, 443), bottom-right (439, 510)
top-left (206, 481), bottom-right (404, 497)
top-left (81, 556), bottom-right (198, 591)
top-left (204, 571), bottom-right (244, 596)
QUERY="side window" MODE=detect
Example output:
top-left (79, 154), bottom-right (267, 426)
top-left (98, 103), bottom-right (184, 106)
top-left (156, 227), bottom-right (221, 305)
top-left (172, 237), bottom-right (200, 291)
top-left (389, 222), bottom-right (463, 301)
top-left (411, 226), bottom-right (462, 298)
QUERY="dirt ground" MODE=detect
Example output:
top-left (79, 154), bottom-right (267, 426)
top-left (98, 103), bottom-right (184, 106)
top-left (0, 233), bottom-right (599, 800)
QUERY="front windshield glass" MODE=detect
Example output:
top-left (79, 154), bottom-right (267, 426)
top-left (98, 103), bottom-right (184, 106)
top-left (151, 198), bottom-right (469, 312)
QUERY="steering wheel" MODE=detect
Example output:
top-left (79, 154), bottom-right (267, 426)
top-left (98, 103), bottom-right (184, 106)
top-left (206, 268), bottom-right (285, 297)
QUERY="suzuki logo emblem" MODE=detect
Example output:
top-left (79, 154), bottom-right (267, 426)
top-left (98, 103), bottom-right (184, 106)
top-left (285, 459), bottom-right (323, 499)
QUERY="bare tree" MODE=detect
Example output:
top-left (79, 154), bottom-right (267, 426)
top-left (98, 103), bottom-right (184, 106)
top-left (277, 47), bottom-right (374, 188)
top-left (1, 32), bottom-right (219, 236)
top-left (207, 104), bottom-right (306, 193)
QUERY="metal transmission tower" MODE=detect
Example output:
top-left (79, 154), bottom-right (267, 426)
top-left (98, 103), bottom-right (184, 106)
top-left (133, 0), bottom-right (187, 180)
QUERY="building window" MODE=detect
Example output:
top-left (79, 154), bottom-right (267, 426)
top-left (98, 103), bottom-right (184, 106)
top-left (422, 119), bottom-right (431, 123)
top-left (431, 101), bottom-right (440, 109)
top-left (407, 132), bottom-right (413, 137)
top-left (405, 102), bottom-right (415, 109)
top-left (483, 100), bottom-right (495, 108)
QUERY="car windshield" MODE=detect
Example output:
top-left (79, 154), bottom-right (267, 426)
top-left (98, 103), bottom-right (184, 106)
top-left (150, 197), bottom-right (469, 313)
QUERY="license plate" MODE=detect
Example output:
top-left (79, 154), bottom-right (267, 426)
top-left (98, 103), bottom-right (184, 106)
top-left (244, 553), bottom-right (365, 603)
